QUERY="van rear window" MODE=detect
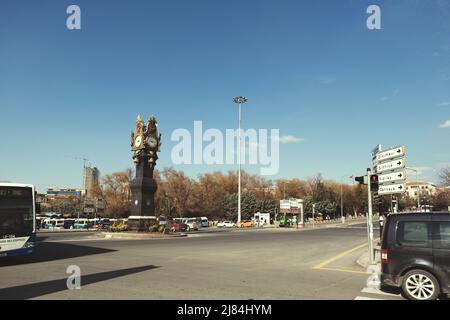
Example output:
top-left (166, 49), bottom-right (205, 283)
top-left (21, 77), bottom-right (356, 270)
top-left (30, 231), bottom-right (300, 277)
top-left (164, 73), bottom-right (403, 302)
top-left (435, 222), bottom-right (450, 249)
top-left (397, 221), bottom-right (431, 247)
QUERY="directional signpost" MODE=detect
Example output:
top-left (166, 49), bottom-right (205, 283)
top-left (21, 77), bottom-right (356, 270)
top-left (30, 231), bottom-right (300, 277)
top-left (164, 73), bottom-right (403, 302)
top-left (376, 146), bottom-right (405, 162)
top-left (374, 145), bottom-right (407, 196)
top-left (378, 183), bottom-right (405, 195)
top-left (378, 169), bottom-right (407, 184)
top-left (364, 144), bottom-right (407, 265)
top-left (376, 157), bottom-right (406, 173)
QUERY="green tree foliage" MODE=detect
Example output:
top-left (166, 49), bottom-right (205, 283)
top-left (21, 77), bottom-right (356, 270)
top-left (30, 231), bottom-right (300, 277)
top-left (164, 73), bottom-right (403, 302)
top-left (303, 196), bottom-right (337, 218)
top-left (222, 192), bottom-right (257, 221)
top-left (431, 190), bottom-right (450, 211)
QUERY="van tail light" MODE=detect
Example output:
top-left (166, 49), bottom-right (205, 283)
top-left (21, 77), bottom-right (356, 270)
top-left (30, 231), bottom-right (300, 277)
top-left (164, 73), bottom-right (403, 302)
top-left (381, 249), bottom-right (389, 264)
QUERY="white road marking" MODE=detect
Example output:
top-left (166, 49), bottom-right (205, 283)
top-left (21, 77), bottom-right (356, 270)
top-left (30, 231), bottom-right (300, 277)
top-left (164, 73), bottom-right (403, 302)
top-left (354, 296), bottom-right (382, 300)
top-left (361, 287), bottom-right (400, 297)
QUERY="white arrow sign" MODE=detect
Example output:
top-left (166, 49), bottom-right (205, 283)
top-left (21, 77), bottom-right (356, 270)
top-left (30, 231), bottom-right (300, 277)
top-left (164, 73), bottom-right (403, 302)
top-left (376, 146), bottom-right (405, 163)
top-left (379, 170), bottom-right (407, 184)
top-left (378, 183), bottom-right (406, 195)
top-left (376, 157), bottom-right (406, 173)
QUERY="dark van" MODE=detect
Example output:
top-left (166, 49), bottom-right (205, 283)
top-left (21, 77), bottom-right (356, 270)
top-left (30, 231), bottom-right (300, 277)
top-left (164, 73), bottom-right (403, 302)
top-left (63, 219), bottom-right (75, 229)
top-left (381, 212), bottom-right (450, 300)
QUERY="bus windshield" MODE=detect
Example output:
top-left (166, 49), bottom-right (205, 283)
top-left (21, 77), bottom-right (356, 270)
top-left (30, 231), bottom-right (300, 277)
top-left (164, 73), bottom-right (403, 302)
top-left (0, 186), bottom-right (34, 238)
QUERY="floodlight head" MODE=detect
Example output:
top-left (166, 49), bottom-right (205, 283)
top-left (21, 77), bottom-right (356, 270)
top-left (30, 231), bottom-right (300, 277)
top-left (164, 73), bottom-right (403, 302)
top-left (233, 96), bottom-right (248, 104)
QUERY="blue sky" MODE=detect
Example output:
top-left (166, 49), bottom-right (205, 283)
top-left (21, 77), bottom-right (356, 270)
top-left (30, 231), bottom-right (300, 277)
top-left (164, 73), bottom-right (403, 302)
top-left (0, 0), bottom-right (449, 192)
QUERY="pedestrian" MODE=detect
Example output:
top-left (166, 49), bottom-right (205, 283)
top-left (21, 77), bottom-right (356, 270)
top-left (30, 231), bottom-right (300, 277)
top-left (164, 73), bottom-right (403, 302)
top-left (379, 214), bottom-right (385, 239)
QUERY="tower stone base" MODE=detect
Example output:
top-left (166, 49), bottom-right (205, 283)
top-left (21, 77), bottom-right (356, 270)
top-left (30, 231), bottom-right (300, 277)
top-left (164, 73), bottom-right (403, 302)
top-left (127, 153), bottom-right (157, 232)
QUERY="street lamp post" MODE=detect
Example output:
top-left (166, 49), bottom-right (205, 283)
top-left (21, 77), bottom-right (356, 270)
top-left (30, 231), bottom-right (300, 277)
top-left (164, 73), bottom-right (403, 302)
top-left (312, 203), bottom-right (316, 228)
top-left (233, 96), bottom-right (248, 225)
top-left (367, 168), bottom-right (375, 265)
top-left (339, 174), bottom-right (351, 223)
top-left (340, 183), bottom-right (343, 220)
top-left (407, 167), bottom-right (420, 211)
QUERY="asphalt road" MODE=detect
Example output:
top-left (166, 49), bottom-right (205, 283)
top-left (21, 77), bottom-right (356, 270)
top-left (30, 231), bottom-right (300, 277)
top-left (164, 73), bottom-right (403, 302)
top-left (0, 224), bottom-right (388, 300)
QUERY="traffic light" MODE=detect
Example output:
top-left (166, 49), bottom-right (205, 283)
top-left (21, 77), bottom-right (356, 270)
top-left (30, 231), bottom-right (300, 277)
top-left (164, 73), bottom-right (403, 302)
top-left (355, 176), bottom-right (367, 185)
top-left (355, 174), bottom-right (378, 191)
top-left (370, 174), bottom-right (379, 192)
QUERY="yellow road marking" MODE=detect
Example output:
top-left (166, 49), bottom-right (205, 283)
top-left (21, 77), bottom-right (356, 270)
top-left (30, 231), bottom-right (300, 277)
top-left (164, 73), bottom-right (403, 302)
top-left (316, 267), bottom-right (371, 275)
top-left (312, 242), bottom-right (368, 269)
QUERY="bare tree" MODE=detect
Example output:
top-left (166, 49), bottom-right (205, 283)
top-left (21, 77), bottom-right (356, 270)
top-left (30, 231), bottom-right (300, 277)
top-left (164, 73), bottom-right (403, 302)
top-left (161, 168), bottom-right (197, 217)
top-left (439, 166), bottom-right (450, 187)
top-left (101, 170), bottom-right (133, 218)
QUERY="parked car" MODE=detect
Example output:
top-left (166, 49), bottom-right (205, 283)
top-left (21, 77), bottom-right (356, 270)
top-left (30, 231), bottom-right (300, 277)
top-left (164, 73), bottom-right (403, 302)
top-left (217, 221), bottom-right (235, 228)
top-left (100, 219), bottom-right (111, 230)
top-left (381, 212), bottom-right (450, 300)
top-left (237, 220), bottom-right (254, 228)
top-left (182, 218), bottom-right (200, 231)
top-left (169, 220), bottom-right (188, 232)
top-left (201, 217), bottom-right (209, 228)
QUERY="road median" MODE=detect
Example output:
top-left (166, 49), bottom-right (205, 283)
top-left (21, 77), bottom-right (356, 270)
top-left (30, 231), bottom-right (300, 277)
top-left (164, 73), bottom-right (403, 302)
top-left (99, 232), bottom-right (188, 240)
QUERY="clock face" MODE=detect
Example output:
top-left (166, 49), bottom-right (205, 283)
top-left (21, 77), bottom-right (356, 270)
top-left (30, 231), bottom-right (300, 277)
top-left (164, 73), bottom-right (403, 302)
top-left (147, 136), bottom-right (157, 148)
top-left (134, 135), bottom-right (142, 147)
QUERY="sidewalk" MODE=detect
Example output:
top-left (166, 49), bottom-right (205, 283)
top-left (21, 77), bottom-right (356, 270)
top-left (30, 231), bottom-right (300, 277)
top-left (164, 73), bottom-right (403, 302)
top-left (356, 243), bottom-right (382, 290)
top-left (298, 217), bottom-right (371, 229)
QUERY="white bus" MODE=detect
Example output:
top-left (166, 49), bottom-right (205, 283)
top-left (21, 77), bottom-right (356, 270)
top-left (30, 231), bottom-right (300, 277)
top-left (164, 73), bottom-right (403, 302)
top-left (0, 183), bottom-right (37, 257)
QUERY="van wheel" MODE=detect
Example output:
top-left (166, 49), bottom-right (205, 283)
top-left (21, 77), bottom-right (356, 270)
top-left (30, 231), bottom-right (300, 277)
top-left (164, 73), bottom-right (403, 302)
top-left (402, 269), bottom-right (440, 300)
top-left (186, 226), bottom-right (190, 232)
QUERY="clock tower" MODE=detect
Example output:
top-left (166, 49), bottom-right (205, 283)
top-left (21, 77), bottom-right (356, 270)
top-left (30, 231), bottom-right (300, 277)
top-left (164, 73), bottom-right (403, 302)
top-left (128, 115), bottom-right (161, 231)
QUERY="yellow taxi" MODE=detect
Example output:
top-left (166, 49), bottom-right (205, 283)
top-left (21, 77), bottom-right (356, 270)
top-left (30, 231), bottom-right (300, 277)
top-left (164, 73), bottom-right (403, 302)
top-left (237, 220), bottom-right (255, 228)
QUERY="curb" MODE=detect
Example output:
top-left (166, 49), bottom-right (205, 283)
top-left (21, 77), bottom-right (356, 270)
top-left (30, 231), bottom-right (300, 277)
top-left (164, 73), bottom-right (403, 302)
top-left (356, 245), bottom-right (381, 269)
top-left (99, 232), bottom-right (188, 240)
top-left (37, 229), bottom-right (99, 234)
top-left (356, 251), bottom-right (369, 269)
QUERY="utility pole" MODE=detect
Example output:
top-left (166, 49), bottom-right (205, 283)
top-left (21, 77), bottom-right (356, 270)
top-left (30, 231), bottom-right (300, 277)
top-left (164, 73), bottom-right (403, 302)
top-left (312, 203), bottom-right (315, 228)
top-left (406, 167), bottom-right (420, 212)
top-left (299, 200), bottom-right (304, 228)
top-left (391, 194), bottom-right (394, 213)
top-left (367, 168), bottom-right (375, 265)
